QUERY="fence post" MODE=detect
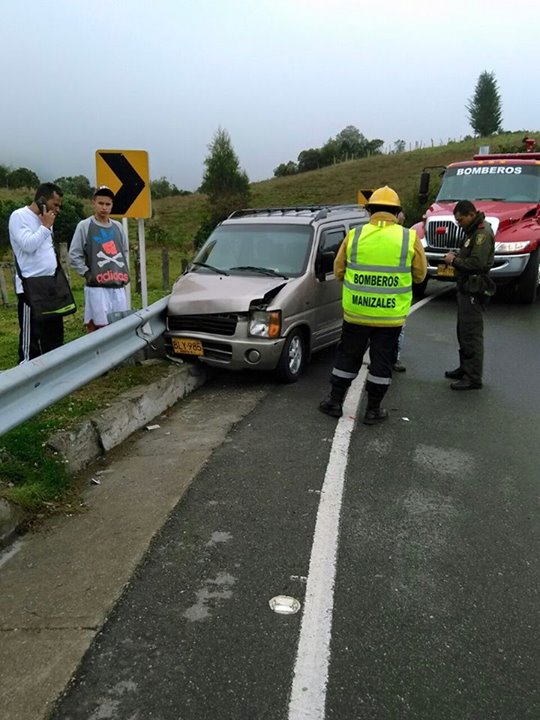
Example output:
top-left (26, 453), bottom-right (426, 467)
top-left (0, 265), bottom-right (9, 306)
top-left (162, 248), bottom-right (169, 290)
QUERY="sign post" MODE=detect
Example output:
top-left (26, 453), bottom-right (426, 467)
top-left (96, 150), bottom-right (151, 307)
top-left (137, 218), bottom-right (147, 308)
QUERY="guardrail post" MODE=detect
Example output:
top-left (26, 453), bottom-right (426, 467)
top-left (134, 249), bottom-right (141, 294)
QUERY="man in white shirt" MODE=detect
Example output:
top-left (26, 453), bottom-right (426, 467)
top-left (69, 186), bottom-right (129, 332)
top-left (8, 182), bottom-right (64, 362)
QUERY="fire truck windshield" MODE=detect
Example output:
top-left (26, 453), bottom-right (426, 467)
top-left (437, 164), bottom-right (540, 203)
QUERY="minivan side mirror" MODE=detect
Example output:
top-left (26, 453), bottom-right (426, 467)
top-left (316, 251), bottom-right (335, 280)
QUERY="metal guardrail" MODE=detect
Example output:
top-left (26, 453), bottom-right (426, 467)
top-left (0, 296), bottom-right (170, 436)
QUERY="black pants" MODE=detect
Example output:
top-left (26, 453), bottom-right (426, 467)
top-left (329, 321), bottom-right (402, 408)
top-left (17, 294), bottom-right (64, 363)
top-left (456, 292), bottom-right (485, 384)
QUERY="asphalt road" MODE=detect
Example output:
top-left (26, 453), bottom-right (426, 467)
top-left (52, 286), bottom-right (540, 720)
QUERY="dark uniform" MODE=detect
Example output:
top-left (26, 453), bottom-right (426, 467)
top-left (450, 212), bottom-right (495, 386)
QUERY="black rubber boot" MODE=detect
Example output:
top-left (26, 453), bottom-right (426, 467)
top-left (445, 367), bottom-right (465, 379)
top-left (450, 378), bottom-right (482, 390)
top-left (363, 408), bottom-right (389, 425)
top-left (319, 397), bottom-right (343, 418)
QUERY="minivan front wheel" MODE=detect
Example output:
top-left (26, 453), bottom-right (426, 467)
top-left (276, 329), bottom-right (305, 383)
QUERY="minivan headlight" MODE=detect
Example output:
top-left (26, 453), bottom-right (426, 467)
top-left (249, 310), bottom-right (281, 338)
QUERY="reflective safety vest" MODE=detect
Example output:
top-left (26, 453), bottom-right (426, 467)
top-left (342, 222), bottom-right (416, 326)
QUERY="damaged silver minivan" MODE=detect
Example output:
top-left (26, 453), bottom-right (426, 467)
top-left (165, 205), bottom-right (369, 381)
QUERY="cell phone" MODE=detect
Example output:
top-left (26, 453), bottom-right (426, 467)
top-left (36, 196), bottom-right (47, 214)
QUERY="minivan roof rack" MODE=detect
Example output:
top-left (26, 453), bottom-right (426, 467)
top-left (227, 204), bottom-right (366, 220)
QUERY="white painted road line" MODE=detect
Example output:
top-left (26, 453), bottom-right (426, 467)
top-left (288, 288), bottom-right (447, 720)
top-left (288, 366), bottom-right (365, 720)
top-left (0, 539), bottom-right (24, 570)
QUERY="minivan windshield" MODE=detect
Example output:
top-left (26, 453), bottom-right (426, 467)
top-left (192, 224), bottom-right (313, 278)
top-left (437, 164), bottom-right (540, 203)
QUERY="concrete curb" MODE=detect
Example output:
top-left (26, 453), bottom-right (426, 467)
top-left (0, 499), bottom-right (25, 547)
top-left (0, 362), bottom-right (206, 547)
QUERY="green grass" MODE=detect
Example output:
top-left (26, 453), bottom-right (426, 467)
top-left (149, 131), bottom-right (540, 239)
top-left (0, 362), bottom-right (174, 513)
top-left (253, 132), bottom-right (540, 206)
top-left (0, 246), bottom-right (187, 370)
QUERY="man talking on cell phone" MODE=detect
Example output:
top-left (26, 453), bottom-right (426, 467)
top-left (8, 182), bottom-right (65, 363)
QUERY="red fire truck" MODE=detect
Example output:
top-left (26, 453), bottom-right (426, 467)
top-left (416, 138), bottom-right (540, 303)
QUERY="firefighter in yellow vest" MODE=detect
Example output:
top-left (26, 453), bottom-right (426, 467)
top-left (319, 186), bottom-right (427, 425)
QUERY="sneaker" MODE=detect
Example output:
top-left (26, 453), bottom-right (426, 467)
top-left (445, 368), bottom-right (465, 379)
top-left (393, 361), bottom-right (406, 372)
top-left (319, 398), bottom-right (343, 418)
top-left (363, 408), bottom-right (389, 425)
top-left (450, 378), bottom-right (482, 391)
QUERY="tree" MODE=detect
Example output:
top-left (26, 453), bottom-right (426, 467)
top-left (197, 128), bottom-right (250, 239)
top-left (466, 71), bottom-right (503, 136)
top-left (150, 177), bottom-right (187, 199)
top-left (335, 126), bottom-right (368, 160)
top-left (199, 128), bottom-right (250, 201)
top-left (54, 175), bottom-right (93, 199)
top-left (151, 177), bottom-right (190, 199)
top-left (54, 196), bottom-right (86, 246)
top-left (0, 195), bottom-right (83, 250)
top-left (393, 139), bottom-right (406, 154)
top-left (320, 138), bottom-right (340, 167)
top-left (0, 165), bottom-right (10, 188)
top-left (273, 161), bottom-right (297, 178)
top-left (0, 199), bottom-right (19, 249)
top-left (297, 148), bottom-right (322, 173)
top-left (366, 138), bottom-right (384, 156)
top-left (273, 126), bottom-right (385, 174)
top-left (7, 167), bottom-right (40, 189)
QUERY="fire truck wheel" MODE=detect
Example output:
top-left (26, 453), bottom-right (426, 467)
top-left (515, 248), bottom-right (540, 304)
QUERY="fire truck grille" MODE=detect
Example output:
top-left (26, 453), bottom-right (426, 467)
top-left (426, 221), bottom-right (465, 250)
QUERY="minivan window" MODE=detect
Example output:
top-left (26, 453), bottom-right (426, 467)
top-left (195, 224), bottom-right (313, 277)
top-left (319, 227), bottom-right (346, 256)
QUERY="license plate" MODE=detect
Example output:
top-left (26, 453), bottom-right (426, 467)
top-left (437, 264), bottom-right (455, 278)
top-left (172, 338), bottom-right (204, 356)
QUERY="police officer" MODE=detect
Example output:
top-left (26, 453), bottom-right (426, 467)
top-left (319, 186), bottom-right (427, 425)
top-left (443, 200), bottom-right (495, 390)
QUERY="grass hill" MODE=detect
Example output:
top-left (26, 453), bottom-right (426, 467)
top-left (149, 131), bottom-right (539, 252)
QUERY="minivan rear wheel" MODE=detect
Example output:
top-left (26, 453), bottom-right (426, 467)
top-left (276, 329), bottom-right (305, 383)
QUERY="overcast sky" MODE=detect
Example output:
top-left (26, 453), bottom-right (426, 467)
top-left (2, 0), bottom-right (538, 191)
